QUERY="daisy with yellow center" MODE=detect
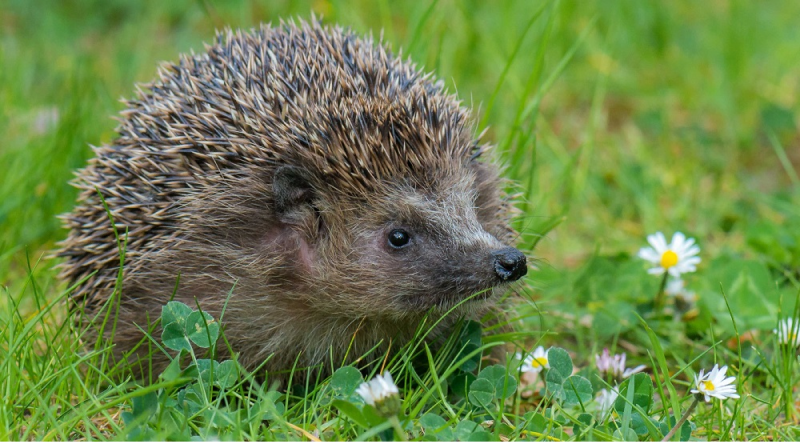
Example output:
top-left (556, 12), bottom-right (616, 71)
top-left (690, 364), bottom-right (739, 402)
top-left (517, 346), bottom-right (550, 373)
top-left (774, 317), bottom-right (800, 347)
top-left (638, 231), bottom-right (701, 277)
top-left (664, 363), bottom-right (739, 441)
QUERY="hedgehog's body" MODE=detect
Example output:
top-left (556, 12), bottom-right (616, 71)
top-left (58, 19), bottom-right (526, 380)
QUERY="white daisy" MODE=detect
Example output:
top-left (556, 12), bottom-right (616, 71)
top-left (665, 278), bottom-right (698, 303)
top-left (774, 317), bottom-right (800, 347)
top-left (596, 388), bottom-right (619, 420)
top-left (595, 348), bottom-right (646, 380)
top-left (516, 346), bottom-right (550, 373)
top-left (638, 231), bottom-right (701, 277)
top-left (690, 364), bottom-right (739, 402)
top-left (356, 371), bottom-right (399, 407)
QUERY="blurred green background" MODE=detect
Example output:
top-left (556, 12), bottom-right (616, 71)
top-left (1, 0), bottom-right (799, 307)
top-left (3, 3), bottom-right (800, 438)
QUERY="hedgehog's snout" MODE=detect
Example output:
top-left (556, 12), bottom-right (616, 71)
top-left (491, 247), bottom-right (527, 282)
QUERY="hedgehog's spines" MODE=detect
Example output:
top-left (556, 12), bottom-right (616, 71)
top-left (57, 18), bottom-right (514, 372)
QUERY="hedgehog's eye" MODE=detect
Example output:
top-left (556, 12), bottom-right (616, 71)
top-left (388, 229), bottom-right (411, 249)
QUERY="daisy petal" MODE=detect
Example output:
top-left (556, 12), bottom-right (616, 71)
top-left (638, 248), bottom-right (660, 262)
top-left (671, 232), bottom-right (686, 251)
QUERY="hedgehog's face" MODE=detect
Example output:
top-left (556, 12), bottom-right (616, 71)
top-left (353, 178), bottom-right (527, 315)
top-left (271, 163), bottom-right (527, 316)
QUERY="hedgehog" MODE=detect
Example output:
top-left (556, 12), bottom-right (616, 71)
top-left (57, 18), bottom-right (527, 381)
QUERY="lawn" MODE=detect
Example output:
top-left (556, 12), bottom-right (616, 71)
top-left (1, 0), bottom-right (800, 440)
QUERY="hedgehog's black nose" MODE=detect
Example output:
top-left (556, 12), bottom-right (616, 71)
top-left (491, 247), bottom-right (527, 282)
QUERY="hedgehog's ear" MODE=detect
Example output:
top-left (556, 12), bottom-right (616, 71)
top-left (273, 166), bottom-right (316, 224)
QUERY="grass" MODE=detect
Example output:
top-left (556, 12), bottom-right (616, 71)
top-left (2, 0), bottom-right (800, 440)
